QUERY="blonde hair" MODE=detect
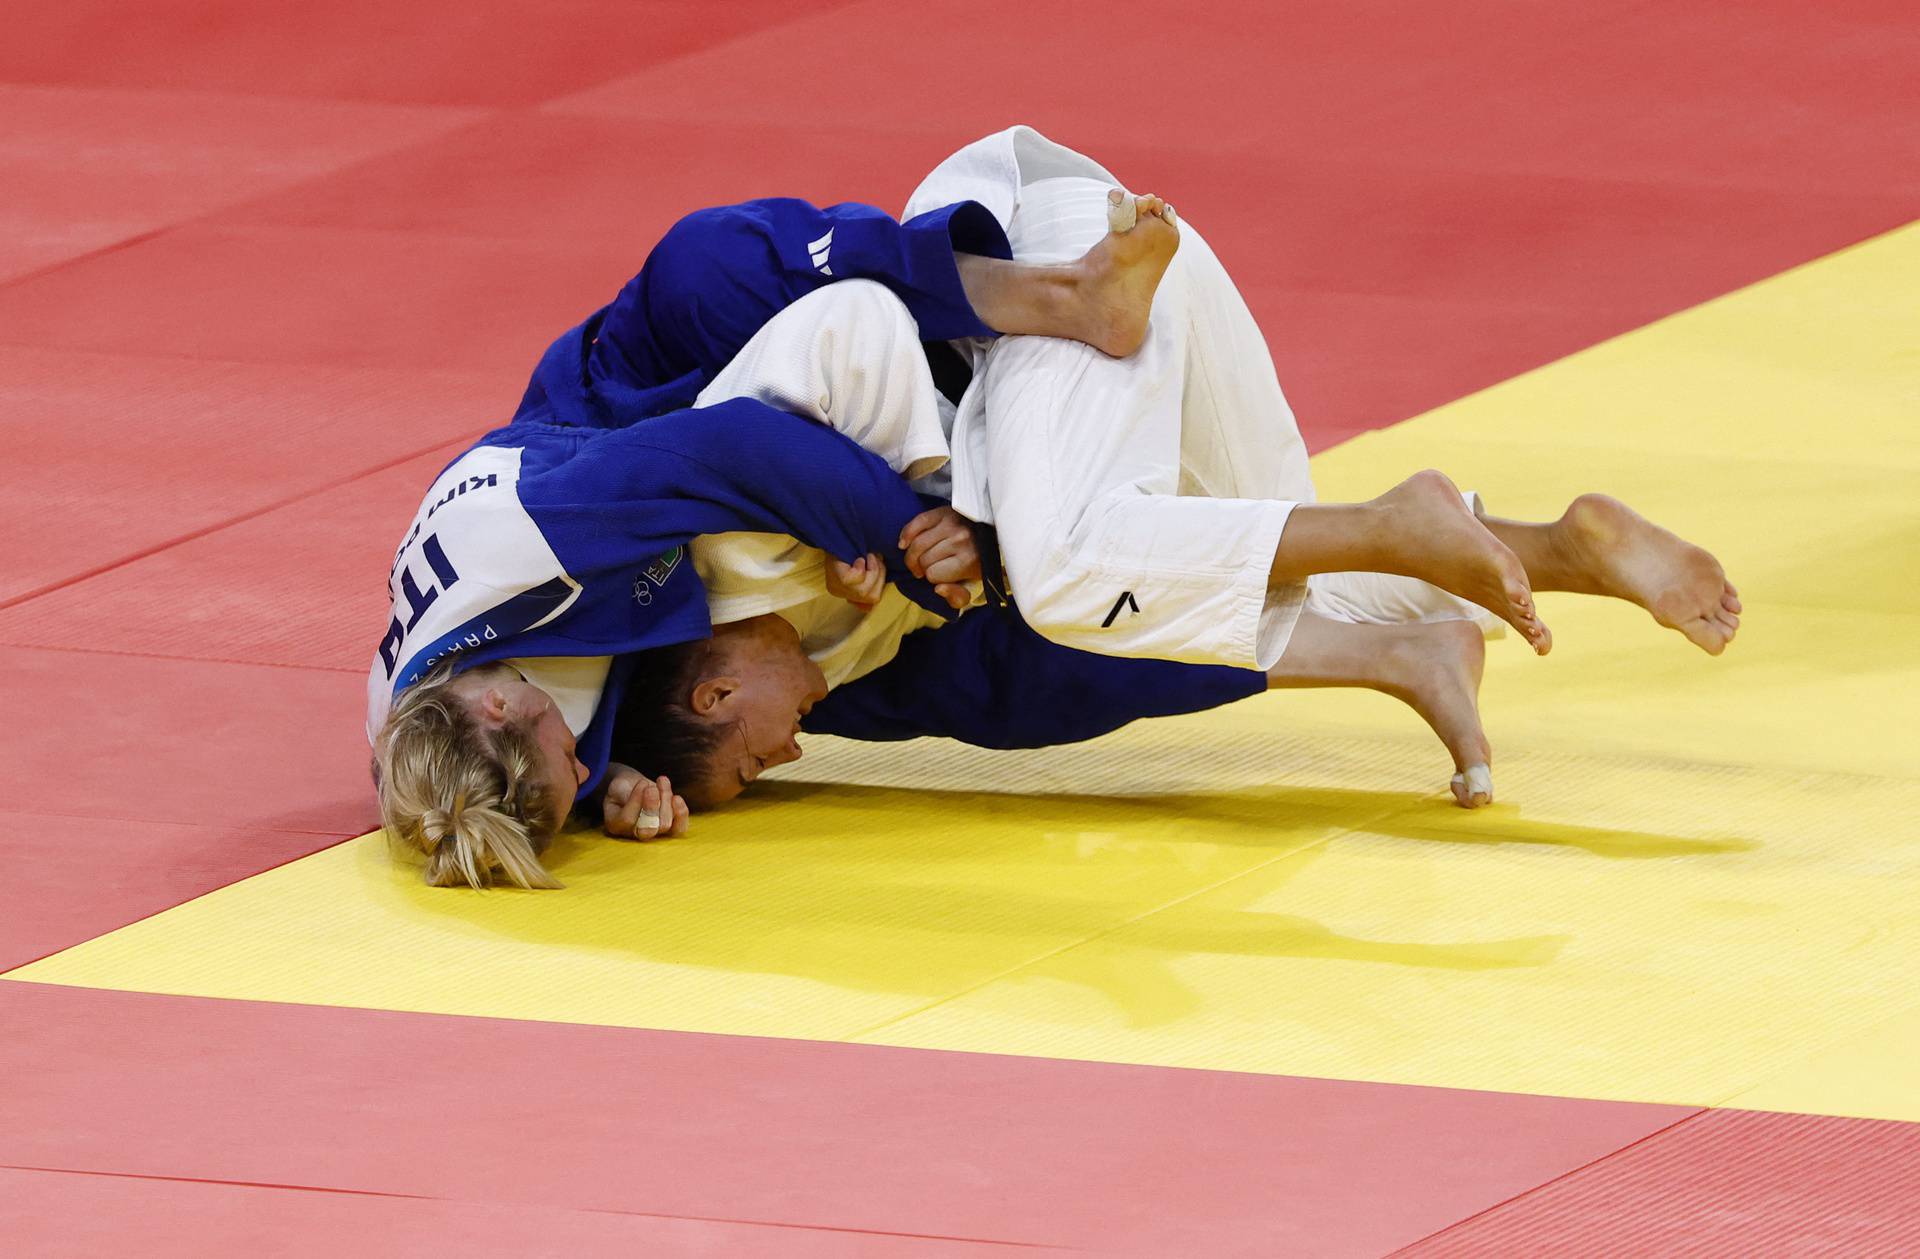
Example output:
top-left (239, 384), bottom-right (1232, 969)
top-left (373, 661), bottom-right (565, 889)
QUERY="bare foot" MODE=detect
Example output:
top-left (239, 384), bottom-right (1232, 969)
top-left (1069, 190), bottom-right (1180, 357)
top-left (1381, 620), bottom-right (1495, 808)
top-left (1551, 494), bottom-right (1741, 654)
top-left (1373, 471), bottom-right (1552, 654)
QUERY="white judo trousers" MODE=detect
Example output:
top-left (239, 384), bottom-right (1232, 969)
top-left (906, 127), bottom-right (1493, 671)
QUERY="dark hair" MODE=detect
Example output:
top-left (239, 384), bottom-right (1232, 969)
top-left (609, 639), bottom-right (729, 791)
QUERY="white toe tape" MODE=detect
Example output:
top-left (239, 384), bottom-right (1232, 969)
top-left (1106, 190), bottom-right (1136, 233)
top-left (1461, 763), bottom-right (1493, 801)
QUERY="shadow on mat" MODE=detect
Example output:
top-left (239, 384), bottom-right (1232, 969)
top-left (402, 780), bottom-right (1751, 1025)
top-left (747, 779), bottom-right (1759, 861)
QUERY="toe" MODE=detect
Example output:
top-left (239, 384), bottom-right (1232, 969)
top-left (1462, 764), bottom-right (1493, 806)
top-left (1723, 588), bottom-right (1743, 615)
top-left (1684, 618), bottom-right (1729, 654)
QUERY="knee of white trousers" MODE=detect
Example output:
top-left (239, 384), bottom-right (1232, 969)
top-left (996, 516), bottom-right (1123, 653)
top-left (805, 279), bottom-right (920, 349)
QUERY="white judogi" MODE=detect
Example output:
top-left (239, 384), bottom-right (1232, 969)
top-left (690, 281), bottom-right (959, 688)
top-left (531, 131), bottom-right (1494, 729)
top-left (512, 280), bottom-right (956, 730)
top-left (905, 127), bottom-right (1492, 670)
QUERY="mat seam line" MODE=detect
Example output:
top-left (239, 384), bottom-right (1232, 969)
top-left (0, 640), bottom-right (363, 676)
top-left (842, 797), bottom-right (1421, 1045)
top-left (0, 0), bottom-right (878, 294)
top-left (0, 102), bottom-right (493, 298)
top-left (528, 0), bottom-right (873, 115)
top-left (0, 807), bottom-right (366, 838)
top-left (1696, 998), bottom-right (1920, 1116)
top-left (0, 1162), bottom-right (1068, 1250)
top-left (1381, 1106), bottom-right (1715, 1256)
top-left (0, 828), bottom-right (368, 977)
top-left (0, 430), bottom-right (485, 614)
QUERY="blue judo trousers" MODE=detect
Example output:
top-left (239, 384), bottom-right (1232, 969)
top-left (604, 200), bottom-right (1267, 754)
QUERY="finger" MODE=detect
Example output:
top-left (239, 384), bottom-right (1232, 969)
top-left (918, 533), bottom-right (970, 574)
top-left (935, 582), bottom-right (969, 610)
top-left (633, 780), bottom-right (663, 837)
top-left (898, 508), bottom-right (945, 551)
top-left (910, 524), bottom-right (967, 573)
top-left (904, 527), bottom-right (948, 577)
top-left (602, 773), bottom-right (640, 834)
top-left (601, 776), bottom-right (630, 816)
top-left (667, 795), bottom-right (691, 837)
top-left (925, 557), bottom-right (976, 586)
top-left (855, 559), bottom-right (885, 604)
top-left (608, 792), bottom-right (644, 838)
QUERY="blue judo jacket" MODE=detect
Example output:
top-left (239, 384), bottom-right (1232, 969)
top-left (367, 199), bottom-right (1012, 793)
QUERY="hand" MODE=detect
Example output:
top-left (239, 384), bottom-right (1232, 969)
top-left (900, 506), bottom-right (980, 611)
top-left (825, 551), bottom-right (886, 608)
top-left (600, 764), bottom-right (690, 841)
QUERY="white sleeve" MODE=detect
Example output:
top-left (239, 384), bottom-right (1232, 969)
top-left (693, 280), bottom-right (950, 481)
top-left (690, 279), bottom-right (956, 627)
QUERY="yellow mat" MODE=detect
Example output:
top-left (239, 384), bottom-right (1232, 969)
top-left (12, 223), bottom-right (1919, 1119)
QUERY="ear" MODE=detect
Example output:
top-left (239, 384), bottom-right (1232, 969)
top-left (473, 686), bottom-right (513, 727)
top-left (688, 675), bottom-right (741, 717)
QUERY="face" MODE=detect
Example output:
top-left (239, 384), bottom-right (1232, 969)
top-left (690, 616), bottom-right (829, 806)
top-left (458, 667), bottom-right (590, 826)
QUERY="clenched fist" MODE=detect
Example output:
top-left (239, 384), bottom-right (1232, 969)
top-left (900, 506), bottom-right (980, 611)
top-left (600, 763), bottom-right (690, 840)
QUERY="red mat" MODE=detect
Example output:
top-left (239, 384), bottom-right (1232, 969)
top-left (0, 0), bottom-right (841, 106)
top-left (0, 982), bottom-right (1693, 1257)
top-left (0, 82), bottom-right (475, 285)
top-left (1398, 1109), bottom-right (1920, 1256)
top-left (0, 1169), bottom-right (1015, 1259)
top-left (0, 350), bottom-right (497, 607)
top-left (0, 445), bottom-right (468, 670)
top-left (4, 0), bottom-right (1918, 1250)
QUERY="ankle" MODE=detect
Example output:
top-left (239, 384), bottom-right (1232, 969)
top-left (1540, 512), bottom-right (1601, 595)
top-left (1373, 633), bottom-right (1424, 700)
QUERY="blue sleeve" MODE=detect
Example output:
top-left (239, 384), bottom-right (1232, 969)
top-left (519, 400), bottom-right (956, 620)
top-left (803, 608), bottom-right (1267, 749)
top-left (588, 198), bottom-right (1009, 403)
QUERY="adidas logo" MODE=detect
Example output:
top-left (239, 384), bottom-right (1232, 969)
top-left (808, 227), bottom-right (834, 276)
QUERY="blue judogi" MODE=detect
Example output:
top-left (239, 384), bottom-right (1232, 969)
top-left (586, 205), bottom-right (1273, 758)
top-left (802, 606), bottom-right (1267, 749)
top-left (369, 200), bottom-right (1011, 794)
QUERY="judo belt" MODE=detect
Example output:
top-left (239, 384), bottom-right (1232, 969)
top-left (924, 340), bottom-right (1013, 610)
